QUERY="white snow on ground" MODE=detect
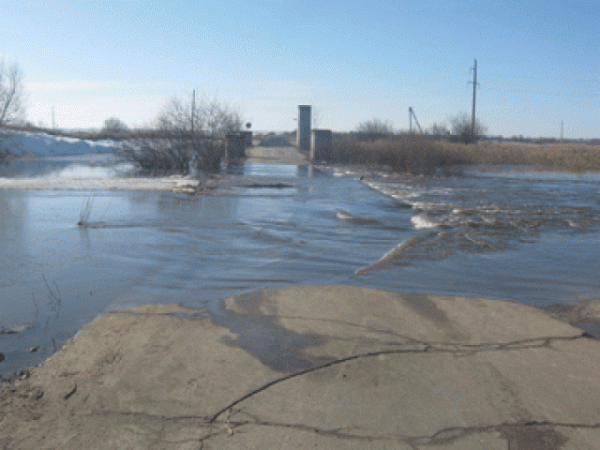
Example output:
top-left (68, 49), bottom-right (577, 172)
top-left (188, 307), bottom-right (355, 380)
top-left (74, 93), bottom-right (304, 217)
top-left (0, 176), bottom-right (203, 192)
top-left (0, 131), bottom-right (204, 193)
top-left (0, 131), bottom-right (117, 157)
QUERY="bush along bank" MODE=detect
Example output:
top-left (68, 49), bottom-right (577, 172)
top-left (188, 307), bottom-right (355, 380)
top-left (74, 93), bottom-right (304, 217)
top-left (119, 135), bottom-right (226, 175)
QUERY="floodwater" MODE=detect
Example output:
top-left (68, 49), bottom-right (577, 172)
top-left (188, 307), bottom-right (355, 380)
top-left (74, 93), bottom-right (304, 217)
top-left (1, 157), bottom-right (599, 378)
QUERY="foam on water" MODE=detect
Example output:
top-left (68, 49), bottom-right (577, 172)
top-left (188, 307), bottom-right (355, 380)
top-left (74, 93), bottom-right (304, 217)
top-left (336, 210), bottom-right (354, 220)
top-left (411, 214), bottom-right (440, 229)
top-left (336, 209), bottom-right (381, 225)
top-left (354, 235), bottom-right (430, 276)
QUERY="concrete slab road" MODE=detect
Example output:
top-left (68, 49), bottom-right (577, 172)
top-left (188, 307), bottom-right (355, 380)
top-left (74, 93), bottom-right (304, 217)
top-left (1, 285), bottom-right (599, 449)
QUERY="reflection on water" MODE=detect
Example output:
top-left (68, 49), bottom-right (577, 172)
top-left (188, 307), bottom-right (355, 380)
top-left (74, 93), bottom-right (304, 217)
top-left (0, 155), bottom-right (133, 179)
top-left (1, 159), bottom-right (600, 378)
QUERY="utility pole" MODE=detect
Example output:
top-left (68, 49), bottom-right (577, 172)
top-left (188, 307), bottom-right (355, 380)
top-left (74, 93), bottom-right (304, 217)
top-left (190, 90), bottom-right (196, 175)
top-left (408, 107), bottom-right (422, 134)
top-left (470, 59), bottom-right (478, 143)
top-left (560, 120), bottom-right (564, 142)
top-left (191, 90), bottom-right (195, 136)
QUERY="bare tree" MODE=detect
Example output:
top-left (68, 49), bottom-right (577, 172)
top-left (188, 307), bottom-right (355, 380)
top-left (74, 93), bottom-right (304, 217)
top-left (120, 95), bottom-right (243, 175)
top-left (429, 122), bottom-right (450, 137)
top-left (156, 96), bottom-right (242, 136)
top-left (0, 61), bottom-right (26, 127)
top-left (102, 117), bottom-right (129, 133)
top-left (156, 97), bottom-right (190, 133)
top-left (449, 112), bottom-right (487, 143)
top-left (356, 118), bottom-right (394, 140)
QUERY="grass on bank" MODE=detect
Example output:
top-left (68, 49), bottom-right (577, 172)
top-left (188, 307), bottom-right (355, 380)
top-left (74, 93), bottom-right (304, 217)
top-left (330, 134), bottom-right (600, 175)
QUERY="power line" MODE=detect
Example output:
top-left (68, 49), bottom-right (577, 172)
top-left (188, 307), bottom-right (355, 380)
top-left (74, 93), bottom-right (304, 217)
top-left (478, 85), bottom-right (600, 98)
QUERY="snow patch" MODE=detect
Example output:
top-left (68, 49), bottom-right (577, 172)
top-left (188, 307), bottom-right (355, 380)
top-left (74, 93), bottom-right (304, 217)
top-left (1, 131), bottom-right (118, 157)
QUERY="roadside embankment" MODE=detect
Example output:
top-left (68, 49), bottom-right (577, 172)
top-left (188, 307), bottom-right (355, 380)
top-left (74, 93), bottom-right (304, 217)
top-left (1, 285), bottom-right (599, 449)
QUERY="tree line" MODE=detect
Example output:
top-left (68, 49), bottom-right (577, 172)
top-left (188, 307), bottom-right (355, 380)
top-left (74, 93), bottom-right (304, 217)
top-left (355, 114), bottom-right (488, 144)
top-left (0, 59), bottom-right (243, 171)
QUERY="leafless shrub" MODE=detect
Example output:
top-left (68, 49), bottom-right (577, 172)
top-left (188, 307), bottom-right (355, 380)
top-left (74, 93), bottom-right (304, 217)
top-left (41, 274), bottom-right (62, 352)
top-left (0, 129), bottom-right (22, 163)
top-left (102, 117), bottom-right (129, 133)
top-left (119, 96), bottom-right (240, 175)
top-left (355, 118), bottom-right (394, 141)
top-left (120, 135), bottom-right (225, 175)
top-left (77, 197), bottom-right (93, 226)
top-left (448, 113), bottom-right (487, 144)
top-left (429, 122), bottom-right (450, 137)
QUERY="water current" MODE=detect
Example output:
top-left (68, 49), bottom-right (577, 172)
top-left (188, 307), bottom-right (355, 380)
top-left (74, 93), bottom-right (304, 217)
top-left (1, 157), bottom-right (599, 378)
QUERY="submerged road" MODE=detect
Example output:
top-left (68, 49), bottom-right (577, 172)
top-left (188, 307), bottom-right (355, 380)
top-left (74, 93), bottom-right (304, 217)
top-left (2, 146), bottom-right (600, 449)
top-left (244, 144), bottom-right (309, 165)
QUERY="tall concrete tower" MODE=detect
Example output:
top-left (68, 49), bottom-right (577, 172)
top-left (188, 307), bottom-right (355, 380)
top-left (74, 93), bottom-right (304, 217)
top-left (297, 105), bottom-right (311, 151)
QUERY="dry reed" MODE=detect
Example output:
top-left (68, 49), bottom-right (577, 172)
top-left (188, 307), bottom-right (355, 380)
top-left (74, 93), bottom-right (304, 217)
top-left (331, 134), bottom-right (600, 174)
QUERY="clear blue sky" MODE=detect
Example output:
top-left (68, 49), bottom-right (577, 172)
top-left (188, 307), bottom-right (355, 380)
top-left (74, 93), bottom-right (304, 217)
top-left (2, 0), bottom-right (598, 138)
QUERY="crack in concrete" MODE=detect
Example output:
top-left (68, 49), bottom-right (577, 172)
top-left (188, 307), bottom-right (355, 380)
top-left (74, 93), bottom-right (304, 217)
top-left (91, 409), bottom-right (212, 423)
top-left (112, 310), bottom-right (427, 345)
top-left (109, 309), bottom-right (589, 366)
top-left (274, 314), bottom-right (427, 343)
top-left (201, 417), bottom-right (600, 449)
top-left (208, 346), bottom-right (426, 424)
top-left (111, 309), bottom-right (593, 352)
top-left (58, 404), bottom-right (600, 449)
top-left (150, 415), bottom-right (600, 449)
top-left (209, 333), bottom-right (586, 423)
top-left (410, 420), bottom-right (600, 449)
top-left (103, 309), bottom-right (595, 448)
top-left (108, 310), bottom-right (210, 320)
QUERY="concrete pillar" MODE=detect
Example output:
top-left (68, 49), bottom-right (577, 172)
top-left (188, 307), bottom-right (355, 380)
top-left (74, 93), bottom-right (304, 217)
top-left (226, 134), bottom-right (246, 160)
top-left (310, 129), bottom-right (332, 162)
top-left (297, 105), bottom-right (311, 151)
top-left (240, 131), bottom-right (253, 148)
